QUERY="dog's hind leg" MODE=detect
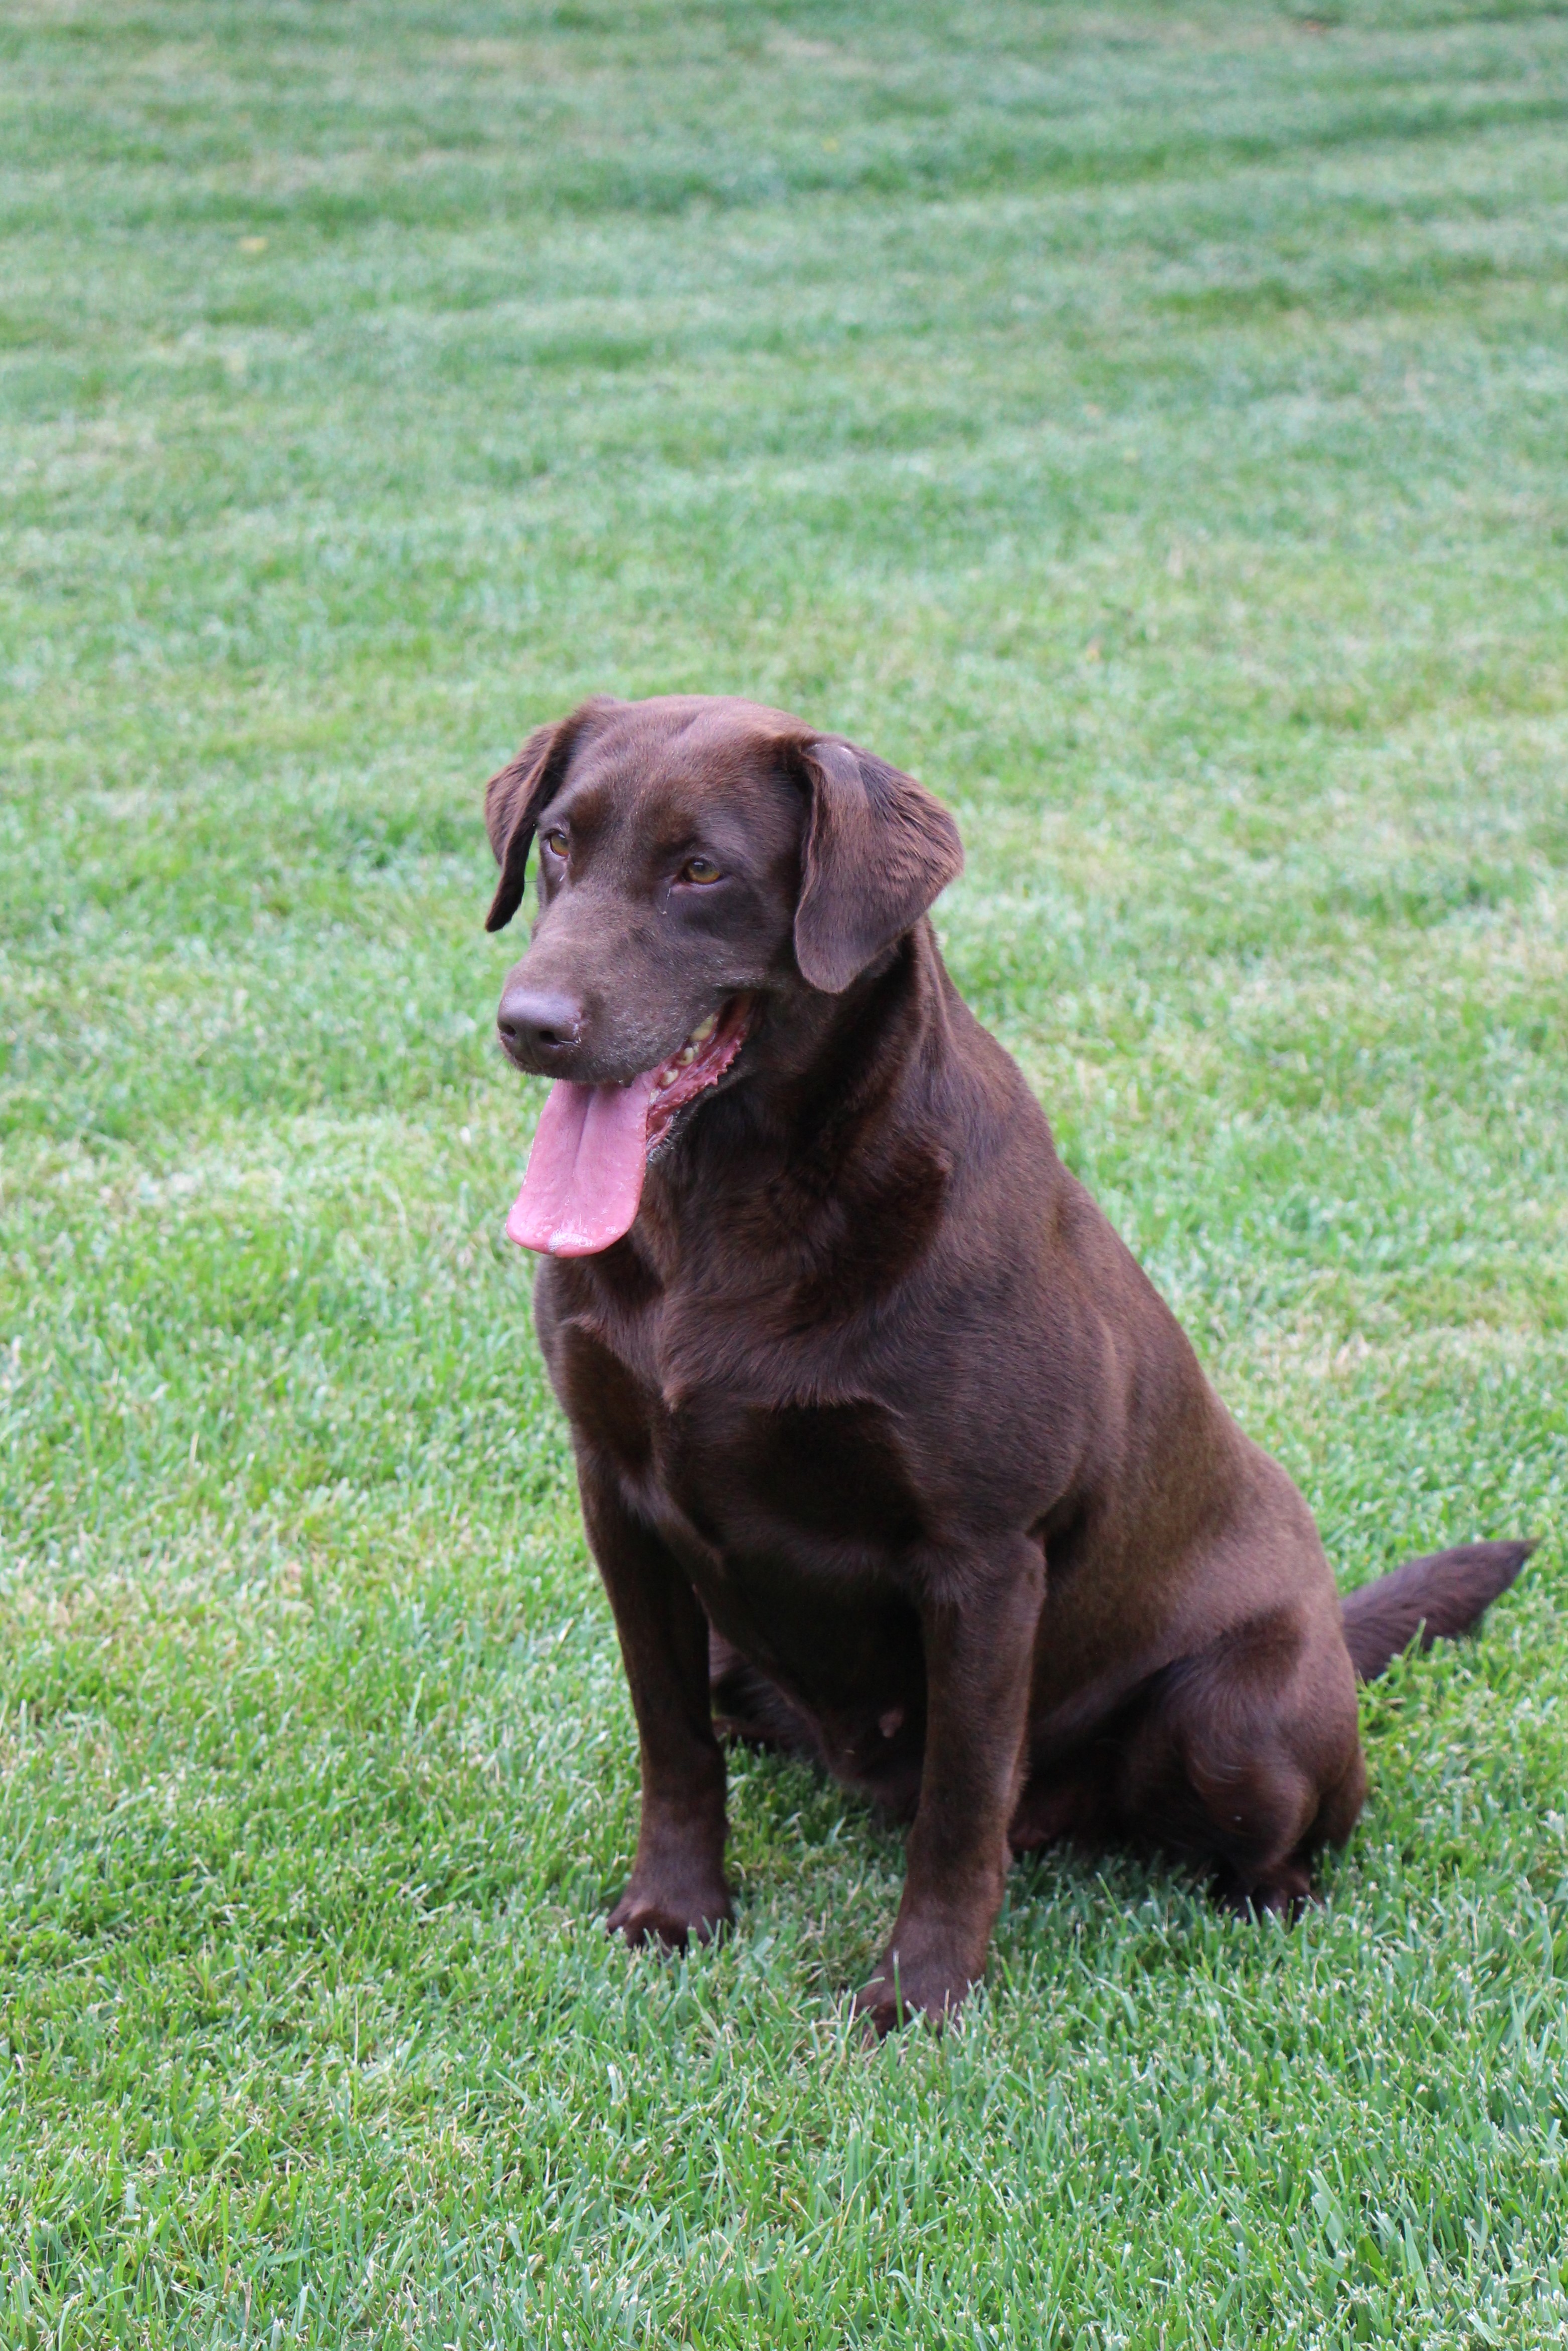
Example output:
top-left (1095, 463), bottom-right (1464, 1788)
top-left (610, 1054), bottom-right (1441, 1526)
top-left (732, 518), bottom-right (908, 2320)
top-left (1113, 1605), bottom-right (1364, 1915)
top-left (708, 1627), bottom-right (822, 1760)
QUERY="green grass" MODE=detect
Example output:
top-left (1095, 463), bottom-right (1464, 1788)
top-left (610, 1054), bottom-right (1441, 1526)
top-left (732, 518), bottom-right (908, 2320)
top-left (2, 0), bottom-right (1566, 2341)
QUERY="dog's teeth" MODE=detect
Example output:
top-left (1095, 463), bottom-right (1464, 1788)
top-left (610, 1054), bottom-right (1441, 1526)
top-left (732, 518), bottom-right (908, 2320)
top-left (688, 1013), bottom-right (718, 1046)
top-left (676, 1045), bottom-right (696, 1066)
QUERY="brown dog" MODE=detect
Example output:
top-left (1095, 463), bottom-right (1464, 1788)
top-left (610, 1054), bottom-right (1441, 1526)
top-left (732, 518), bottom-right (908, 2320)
top-left (483, 693), bottom-right (1529, 2029)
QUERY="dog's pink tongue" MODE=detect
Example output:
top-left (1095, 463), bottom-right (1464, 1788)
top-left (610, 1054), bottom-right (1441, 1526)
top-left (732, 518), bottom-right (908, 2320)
top-left (506, 1071), bottom-right (659, 1257)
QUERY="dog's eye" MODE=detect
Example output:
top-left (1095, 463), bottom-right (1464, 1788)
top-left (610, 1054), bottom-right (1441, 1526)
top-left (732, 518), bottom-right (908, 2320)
top-left (680, 855), bottom-right (722, 885)
top-left (541, 828), bottom-right (568, 859)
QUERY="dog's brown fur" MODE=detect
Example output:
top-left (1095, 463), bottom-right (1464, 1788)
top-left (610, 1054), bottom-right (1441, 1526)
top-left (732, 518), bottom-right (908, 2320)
top-left (484, 693), bottom-right (1530, 2029)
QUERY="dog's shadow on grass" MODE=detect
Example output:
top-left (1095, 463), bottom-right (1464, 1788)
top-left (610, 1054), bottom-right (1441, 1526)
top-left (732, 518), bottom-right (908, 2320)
top-left (705, 1739), bottom-right (1335, 2012)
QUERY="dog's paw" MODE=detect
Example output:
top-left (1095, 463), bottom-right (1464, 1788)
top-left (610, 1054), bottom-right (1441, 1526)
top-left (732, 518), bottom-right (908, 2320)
top-left (853, 1952), bottom-right (975, 2035)
top-left (607, 1878), bottom-right (733, 1951)
top-left (1216, 1860), bottom-right (1315, 1921)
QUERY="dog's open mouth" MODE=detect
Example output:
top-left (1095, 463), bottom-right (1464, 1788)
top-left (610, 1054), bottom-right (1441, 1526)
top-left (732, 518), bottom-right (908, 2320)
top-left (506, 996), bottom-right (751, 1257)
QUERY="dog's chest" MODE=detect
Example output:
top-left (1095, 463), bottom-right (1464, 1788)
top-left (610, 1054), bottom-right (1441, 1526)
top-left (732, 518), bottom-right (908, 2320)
top-left (550, 1299), bottom-right (929, 1583)
top-left (663, 1390), bottom-right (926, 1569)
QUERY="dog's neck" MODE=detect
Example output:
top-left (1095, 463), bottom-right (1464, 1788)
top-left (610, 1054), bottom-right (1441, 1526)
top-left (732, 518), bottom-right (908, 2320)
top-left (599, 921), bottom-right (959, 1285)
top-left (684, 920), bottom-right (952, 1166)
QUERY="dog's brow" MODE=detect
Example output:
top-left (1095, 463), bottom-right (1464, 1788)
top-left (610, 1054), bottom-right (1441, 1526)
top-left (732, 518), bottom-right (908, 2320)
top-left (545, 777), bottom-right (611, 836)
top-left (553, 769), bottom-right (734, 870)
top-left (602, 770), bottom-right (731, 852)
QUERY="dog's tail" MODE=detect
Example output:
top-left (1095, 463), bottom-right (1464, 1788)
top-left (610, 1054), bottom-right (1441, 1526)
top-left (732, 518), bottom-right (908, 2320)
top-left (1341, 1540), bottom-right (1533, 1682)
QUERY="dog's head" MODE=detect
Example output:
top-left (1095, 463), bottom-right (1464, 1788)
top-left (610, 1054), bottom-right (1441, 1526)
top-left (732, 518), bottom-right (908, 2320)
top-left (482, 694), bottom-right (962, 1255)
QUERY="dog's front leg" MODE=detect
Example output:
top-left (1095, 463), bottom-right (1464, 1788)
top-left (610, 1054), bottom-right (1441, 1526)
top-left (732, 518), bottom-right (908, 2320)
top-left (857, 1539), bottom-right (1044, 2032)
top-left (579, 1471), bottom-right (733, 1950)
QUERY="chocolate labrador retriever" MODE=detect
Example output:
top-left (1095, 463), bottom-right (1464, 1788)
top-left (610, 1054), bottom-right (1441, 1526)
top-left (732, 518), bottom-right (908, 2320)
top-left (483, 693), bottom-right (1529, 2029)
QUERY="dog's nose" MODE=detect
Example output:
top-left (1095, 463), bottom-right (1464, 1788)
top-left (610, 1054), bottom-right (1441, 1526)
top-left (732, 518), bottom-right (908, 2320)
top-left (497, 985), bottom-right (584, 1060)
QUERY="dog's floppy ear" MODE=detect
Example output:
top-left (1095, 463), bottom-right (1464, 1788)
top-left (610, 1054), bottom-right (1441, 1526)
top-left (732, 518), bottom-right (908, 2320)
top-left (482, 699), bottom-right (618, 932)
top-left (791, 737), bottom-right (964, 994)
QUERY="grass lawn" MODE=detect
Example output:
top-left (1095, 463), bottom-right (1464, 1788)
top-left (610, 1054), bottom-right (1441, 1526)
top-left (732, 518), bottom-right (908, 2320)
top-left (3, 0), bottom-right (1567, 2340)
